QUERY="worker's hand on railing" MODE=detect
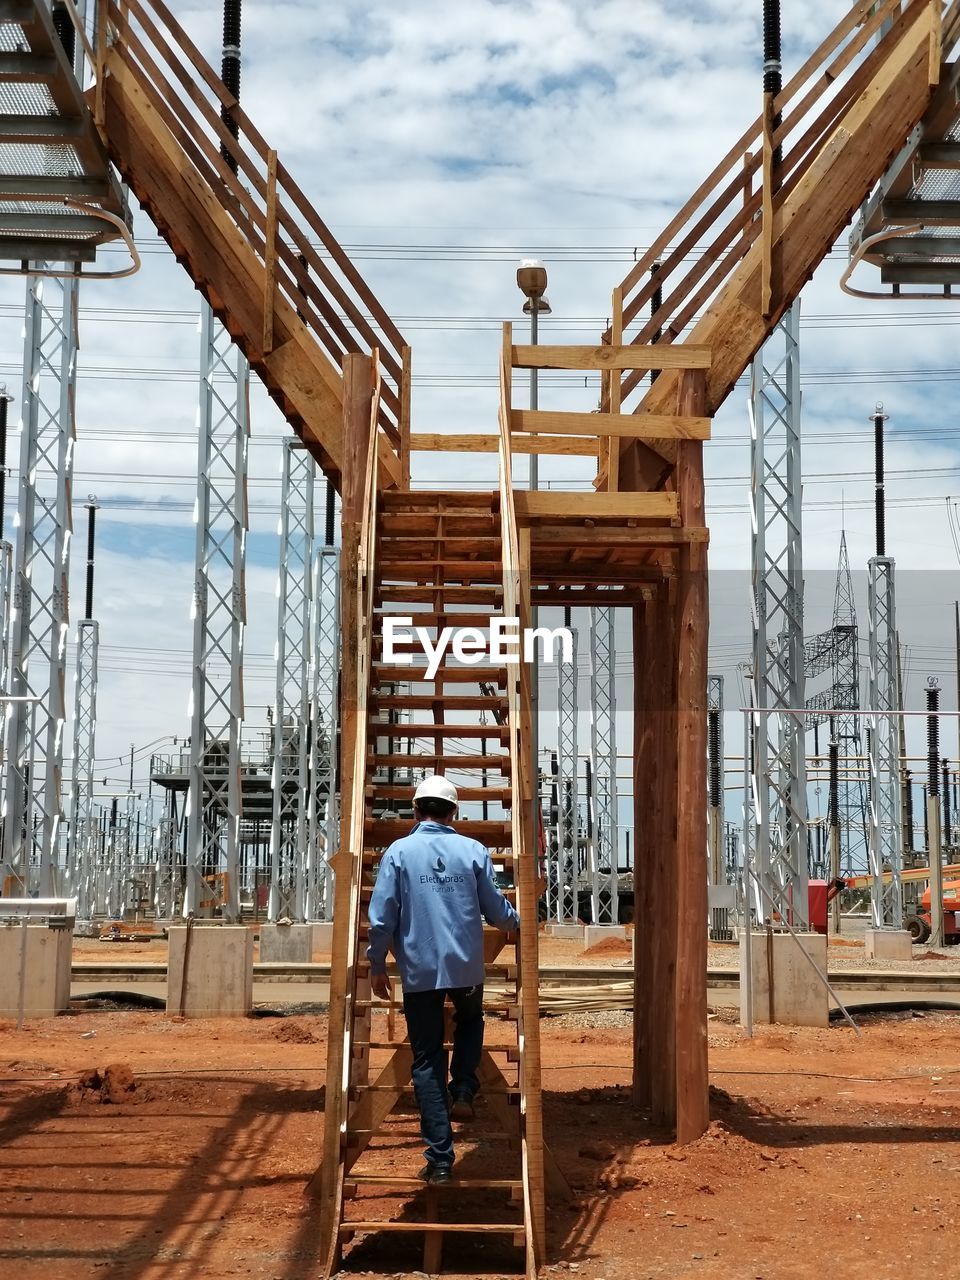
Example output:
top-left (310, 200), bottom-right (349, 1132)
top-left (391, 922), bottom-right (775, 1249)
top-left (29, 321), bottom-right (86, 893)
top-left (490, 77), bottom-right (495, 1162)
top-left (371, 972), bottom-right (391, 1000)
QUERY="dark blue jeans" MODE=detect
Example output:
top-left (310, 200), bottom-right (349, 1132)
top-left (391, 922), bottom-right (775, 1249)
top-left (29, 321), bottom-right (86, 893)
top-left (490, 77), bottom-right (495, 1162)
top-left (402, 984), bottom-right (484, 1168)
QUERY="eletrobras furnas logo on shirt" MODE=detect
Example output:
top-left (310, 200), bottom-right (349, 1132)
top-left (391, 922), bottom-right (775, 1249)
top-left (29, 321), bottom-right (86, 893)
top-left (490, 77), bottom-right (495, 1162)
top-left (420, 855), bottom-right (465, 889)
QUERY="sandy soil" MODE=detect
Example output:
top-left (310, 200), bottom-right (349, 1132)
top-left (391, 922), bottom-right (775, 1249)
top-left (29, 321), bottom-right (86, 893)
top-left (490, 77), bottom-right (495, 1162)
top-left (3, 1000), bottom-right (960, 1280)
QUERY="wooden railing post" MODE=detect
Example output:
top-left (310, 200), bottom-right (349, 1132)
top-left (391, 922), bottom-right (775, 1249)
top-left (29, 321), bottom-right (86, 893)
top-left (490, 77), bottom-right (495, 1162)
top-left (315, 352), bottom-right (376, 1274)
top-left (674, 367), bottom-right (710, 1145)
top-left (399, 344), bottom-right (411, 489)
top-left (262, 148), bottom-right (278, 356)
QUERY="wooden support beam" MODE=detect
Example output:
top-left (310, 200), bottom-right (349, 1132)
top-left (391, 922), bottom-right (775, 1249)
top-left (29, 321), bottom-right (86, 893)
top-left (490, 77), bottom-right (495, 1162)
top-left (512, 343), bottom-right (711, 372)
top-left (262, 148), bottom-right (278, 355)
top-left (411, 431), bottom-right (597, 456)
top-left (400, 345), bottom-right (412, 488)
top-left (632, 599), bottom-right (653, 1109)
top-left (314, 353), bottom-right (376, 1273)
top-left (673, 368), bottom-right (710, 1145)
top-left (511, 408), bottom-right (710, 441)
top-left (514, 491), bottom-right (679, 523)
top-left (530, 525), bottom-right (708, 547)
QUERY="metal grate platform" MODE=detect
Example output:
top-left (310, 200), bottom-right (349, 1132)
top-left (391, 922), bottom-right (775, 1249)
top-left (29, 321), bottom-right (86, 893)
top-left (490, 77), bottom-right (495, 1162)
top-left (0, 0), bottom-right (126, 263)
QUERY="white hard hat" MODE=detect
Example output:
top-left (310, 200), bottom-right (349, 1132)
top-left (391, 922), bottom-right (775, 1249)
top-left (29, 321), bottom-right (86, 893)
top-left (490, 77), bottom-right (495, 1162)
top-left (414, 775), bottom-right (458, 806)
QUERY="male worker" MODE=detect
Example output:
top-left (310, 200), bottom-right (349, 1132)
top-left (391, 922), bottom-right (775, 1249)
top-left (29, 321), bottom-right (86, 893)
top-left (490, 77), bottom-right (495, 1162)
top-left (367, 774), bottom-right (519, 1184)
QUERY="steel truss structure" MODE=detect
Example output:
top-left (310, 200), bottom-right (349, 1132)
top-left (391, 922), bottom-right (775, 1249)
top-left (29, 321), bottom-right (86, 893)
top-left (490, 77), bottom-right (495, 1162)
top-left (2, 273), bottom-right (78, 897)
top-left (867, 555), bottom-right (903, 926)
top-left (268, 441), bottom-right (314, 921)
top-left (554, 612), bottom-right (579, 921)
top-left (588, 605), bottom-right (618, 924)
top-left (306, 490), bottom-right (340, 921)
top-left (68, 616), bottom-right (98, 916)
top-left (749, 300), bottom-right (809, 927)
top-left (184, 306), bottom-right (248, 920)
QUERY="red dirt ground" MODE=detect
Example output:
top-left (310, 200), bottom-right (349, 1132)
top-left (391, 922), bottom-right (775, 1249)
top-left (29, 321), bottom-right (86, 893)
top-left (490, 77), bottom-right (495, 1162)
top-left (4, 1004), bottom-right (960, 1278)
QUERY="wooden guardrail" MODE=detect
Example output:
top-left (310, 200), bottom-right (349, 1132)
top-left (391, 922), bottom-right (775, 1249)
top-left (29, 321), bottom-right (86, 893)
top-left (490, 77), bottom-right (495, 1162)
top-left (99, 0), bottom-right (409, 475)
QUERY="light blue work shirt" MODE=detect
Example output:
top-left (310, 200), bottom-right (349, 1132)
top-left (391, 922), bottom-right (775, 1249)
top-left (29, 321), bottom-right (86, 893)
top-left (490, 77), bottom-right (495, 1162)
top-left (366, 820), bottom-right (520, 994)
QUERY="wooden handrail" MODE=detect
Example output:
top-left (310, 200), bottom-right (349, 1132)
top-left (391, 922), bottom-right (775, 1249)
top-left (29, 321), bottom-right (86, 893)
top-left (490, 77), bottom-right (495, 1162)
top-left (102, 0), bottom-right (409, 464)
top-left (610, 0), bottom-right (952, 412)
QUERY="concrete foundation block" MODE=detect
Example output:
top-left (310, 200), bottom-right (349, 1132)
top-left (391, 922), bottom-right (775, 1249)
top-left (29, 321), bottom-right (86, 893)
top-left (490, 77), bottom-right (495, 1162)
top-left (166, 925), bottom-right (253, 1017)
top-left (583, 925), bottom-right (628, 950)
top-left (739, 929), bottom-right (829, 1028)
top-left (259, 922), bottom-right (313, 963)
top-left (864, 928), bottom-right (913, 963)
top-left (311, 921), bottom-right (333, 955)
top-left (0, 924), bottom-right (72, 1018)
top-left (544, 923), bottom-right (586, 942)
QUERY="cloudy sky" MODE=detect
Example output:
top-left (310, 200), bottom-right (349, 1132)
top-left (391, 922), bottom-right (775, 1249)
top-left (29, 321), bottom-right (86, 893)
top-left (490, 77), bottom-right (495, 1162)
top-left (3, 0), bottom-right (960, 845)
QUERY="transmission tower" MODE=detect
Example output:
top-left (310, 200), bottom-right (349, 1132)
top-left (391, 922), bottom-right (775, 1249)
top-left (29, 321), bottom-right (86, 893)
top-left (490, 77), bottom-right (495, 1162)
top-left (749, 300), bottom-right (809, 926)
top-left (556, 607), bottom-right (579, 921)
top-left (306, 480), bottom-right (339, 921)
top-left (268, 441), bottom-right (314, 921)
top-left (67, 501), bottom-right (99, 920)
top-left (588, 605), bottom-right (618, 924)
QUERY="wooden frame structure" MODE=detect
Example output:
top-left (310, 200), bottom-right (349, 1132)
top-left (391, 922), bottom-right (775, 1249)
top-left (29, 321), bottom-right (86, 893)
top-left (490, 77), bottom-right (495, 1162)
top-left (6, 0), bottom-right (954, 1272)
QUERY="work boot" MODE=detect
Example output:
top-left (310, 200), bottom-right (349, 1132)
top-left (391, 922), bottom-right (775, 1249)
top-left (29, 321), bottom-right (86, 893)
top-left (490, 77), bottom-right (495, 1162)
top-left (418, 1162), bottom-right (453, 1184)
top-left (449, 1090), bottom-right (475, 1121)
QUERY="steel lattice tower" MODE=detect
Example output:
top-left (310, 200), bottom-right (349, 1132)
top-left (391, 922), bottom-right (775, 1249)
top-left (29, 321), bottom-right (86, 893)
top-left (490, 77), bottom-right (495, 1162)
top-left (67, 501), bottom-right (99, 919)
top-left (268, 441), bottom-right (314, 921)
top-left (832, 532), bottom-right (868, 875)
top-left (588, 605), bottom-right (618, 924)
top-left (749, 300), bottom-right (809, 926)
top-left (184, 306), bottom-right (249, 920)
top-left (307, 482), bottom-right (339, 921)
top-left (555, 608), bottom-right (579, 921)
top-left (867, 405), bottom-right (903, 927)
top-left (2, 274), bottom-right (78, 897)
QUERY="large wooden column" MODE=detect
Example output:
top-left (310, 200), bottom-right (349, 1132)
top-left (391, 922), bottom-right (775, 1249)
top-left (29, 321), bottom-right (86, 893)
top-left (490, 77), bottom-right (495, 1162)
top-left (673, 368), bottom-right (710, 1144)
top-left (632, 580), bottom-right (679, 1125)
top-left (315, 353), bottom-right (375, 1271)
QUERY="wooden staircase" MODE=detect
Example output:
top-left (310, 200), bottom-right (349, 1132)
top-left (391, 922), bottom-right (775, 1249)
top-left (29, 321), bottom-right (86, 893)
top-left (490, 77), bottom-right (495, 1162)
top-left (313, 358), bottom-right (552, 1278)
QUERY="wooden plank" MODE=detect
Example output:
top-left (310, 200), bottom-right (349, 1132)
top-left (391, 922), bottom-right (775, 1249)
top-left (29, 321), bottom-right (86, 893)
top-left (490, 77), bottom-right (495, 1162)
top-left (411, 431), bottom-right (597, 456)
top-left (511, 409), bottom-right (710, 441)
top-left (340, 1222), bottom-right (522, 1235)
top-left (512, 344), bottom-right (711, 372)
top-left (529, 525), bottom-right (708, 547)
top-left (262, 148), bottom-right (278, 355)
top-left (673, 369), bottom-right (710, 1146)
top-left (513, 492), bottom-right (678, 522)
top-left (400, 345), bottom-right (412, 489)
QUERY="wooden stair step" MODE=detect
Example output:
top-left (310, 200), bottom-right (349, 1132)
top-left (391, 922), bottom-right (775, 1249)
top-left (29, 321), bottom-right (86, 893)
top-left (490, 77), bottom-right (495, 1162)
top-left (379, 490), bottom-right (496, 512)
top-left (350, 1084), bottom-right (520, 1098)
top-left (356, 1041), bottom-right (518, 1054)
top-left (340, 1221), bottom-right (523, 1237)
top-left (371, 723), bottom-right (510, 741)
top-left (377, 586), bottom-right (503, 604)
top-left (378, 560), bottom-right (502, 581)
top-left (370, 753), bottom-right (510, 771)
top-left (373, 664), bottom-right (507, 685)
top-left (345, 1175), bottom-right (522, 1191)
top-left (369, 783), bottom-right (511, 803)
top-left (373, 612), bottom-right (495, 630)
top-left (379, 538), bottom-right (501, 558)
top-left (364, 819), bottom-right (513, 846)
top-left (380, 513), bottom-right (499, 536)
top-left (370, 694), bottom-right (507, 712)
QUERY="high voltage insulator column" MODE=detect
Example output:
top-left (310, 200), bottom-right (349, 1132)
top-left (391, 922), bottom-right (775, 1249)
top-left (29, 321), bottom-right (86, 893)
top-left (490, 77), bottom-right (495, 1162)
top-left (68, 500), bottom-right (99, 921)
top-left (707, 675), bottom-right (725, 886)
top-left (307, 479), bottom-right (340, 920)
top-left (927, 679), bottom-right (944, 947)
top-left (268, 442), bottom-right (314, 921)
top-left (866, 403), bottom-right (903, 930)
top-left (185, 0), bottom-right (249, 920)
top-left (0, 390), bottom-right (13, 701)
top-left (749, 299), bottom-right (809, 926)
top-left (556, 605), bottom-right (579, 921)
top-left (588, 605), bottom-right (619, 924)
top-left (1, 273), bottom-right (79, 898)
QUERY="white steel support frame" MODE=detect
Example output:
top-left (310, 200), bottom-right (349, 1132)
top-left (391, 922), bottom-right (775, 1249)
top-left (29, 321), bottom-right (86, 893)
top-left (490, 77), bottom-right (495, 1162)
top-left (867, 556), bottom-right (903, 927)
top-left (268, 441), bottom-right (314, 922)
top-left (555, 619), bottom-right (579, 921)
top-left (2, 274), bottom-right (78, 898)
top-left (185, 307), bottom-right (248, 920)
top-left (749, 300), bottom-right (809, 928)
top-left (588, 605), bottom-right (619, 925)
top-left (0, 537), bottom-right (12, 828)
top-left (68, 617), bottom-right (98, 918)
top-left (307, 541), bottom-right (340, 920)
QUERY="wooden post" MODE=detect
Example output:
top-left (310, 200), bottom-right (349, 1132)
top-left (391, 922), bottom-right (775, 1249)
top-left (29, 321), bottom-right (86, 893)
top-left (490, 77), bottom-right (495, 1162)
top-left (607, 286), bottom-right (623, 492)
top-left (262, 149), bottom-right (279, 356)
top-left (648, 579), bottom-right (679, 1128)
top-left (315, 354), bottom-right (376, 1275)
top-left (673, 368), bottom-right (710, 1145)
top-left (632, 597), bottom-right (655, 1108)
top-left (400, 344), bottom-right (412, 489)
